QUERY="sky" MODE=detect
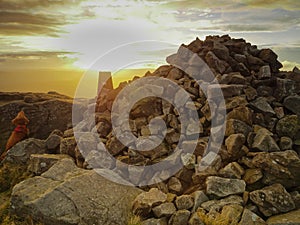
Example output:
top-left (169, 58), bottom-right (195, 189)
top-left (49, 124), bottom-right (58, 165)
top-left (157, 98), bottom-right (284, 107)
top-left (0, 0), bottom-right (300, 97)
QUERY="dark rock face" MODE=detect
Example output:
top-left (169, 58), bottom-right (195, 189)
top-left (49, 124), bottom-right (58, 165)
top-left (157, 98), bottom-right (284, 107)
top-left (0, 92), bottom-right (86, 152)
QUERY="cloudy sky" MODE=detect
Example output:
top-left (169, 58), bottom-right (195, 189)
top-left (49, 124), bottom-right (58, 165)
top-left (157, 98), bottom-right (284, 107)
top-left (0, 0), bottom-right (299, 96)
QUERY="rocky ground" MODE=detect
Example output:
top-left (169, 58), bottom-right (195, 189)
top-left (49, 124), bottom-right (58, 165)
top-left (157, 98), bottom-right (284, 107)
top-left (0, 35), bottom-right (300, 225)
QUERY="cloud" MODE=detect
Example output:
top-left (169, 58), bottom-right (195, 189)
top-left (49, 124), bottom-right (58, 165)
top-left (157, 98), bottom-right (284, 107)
top-left (0, 51), bottom-right (78, 71)
top-left (0, 0), bottom-right (93, 37)
top-left (0, 0), bottom-right (84, 10)
top-left (281, 60), bottom-right (300, 71)
top-left (0, 11), bottom-right (67, 36)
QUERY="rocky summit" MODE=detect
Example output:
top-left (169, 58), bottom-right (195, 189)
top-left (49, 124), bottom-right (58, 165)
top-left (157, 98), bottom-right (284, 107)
top-left (0, 35), bottom-right (300, 225)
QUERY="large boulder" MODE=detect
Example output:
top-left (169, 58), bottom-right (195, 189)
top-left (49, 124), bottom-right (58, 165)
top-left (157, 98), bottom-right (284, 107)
top-left (3, 138), bottom-right (47, 164)
top-left (11, 158), bottom-right (143, 225)
top-left (250, 183), bottom-right (295, 217)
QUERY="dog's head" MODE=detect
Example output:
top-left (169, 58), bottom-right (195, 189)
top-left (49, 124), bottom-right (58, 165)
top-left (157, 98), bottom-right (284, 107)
top-left (12, 111), bottom-right (29, 126)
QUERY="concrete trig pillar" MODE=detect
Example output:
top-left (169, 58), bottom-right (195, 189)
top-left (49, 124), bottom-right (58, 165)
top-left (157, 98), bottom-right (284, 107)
top-left (98, 71), bottom-right (113, 94)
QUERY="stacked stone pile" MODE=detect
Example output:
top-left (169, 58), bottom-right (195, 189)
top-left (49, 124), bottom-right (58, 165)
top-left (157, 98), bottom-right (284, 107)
top-left (94, 35), bottom-right (300, 224)
top-left (39, 35), bottom-right (300, 224)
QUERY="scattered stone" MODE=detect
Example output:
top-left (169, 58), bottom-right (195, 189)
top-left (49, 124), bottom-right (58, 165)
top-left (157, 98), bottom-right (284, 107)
top-left (142, 218), bottom-right (168, 225)
top-left (60, 137), bottom-right (77, 158)
top-left (225, 119), bottom-right (252, 137)
top-left (279, 136), bottom-right (293, 150)
top-left (225, 133), bottom-right (246, 157)
top-left (243, 168), bottom-right (263, 185)
top-left (188, 212), bottom-right (204, 225)
top-left (168, 177), bottom-right (183, 195)
top-left (175, 195), bottom-right (194, 210)
top-left (219, 162), bottom-right (245, 179)
top-left (201, 195), bottom-right (244, 212)
top-left (133, 188), bottom-right (167, 217)
top-left (46, 134), bottom-right (62, 152)
top-left (168, 209), bottom-right (190, 225)
top-left (28, 154), bottom-right (71, 175)
top-left (206, 176), bottom-right (246, 198)
top-left (238, 208), bottom-right (267, 225)
top-left (267, 209), bottom-right (300, 225)
top-left (276, 115), bottom-right (299, 139)
top-left (250, 97), bottom-right (275, 115)
top-left (250, 183), bottom-right (295, 217)
top-left (4, 138), bottom-right (47, 164)
top-left (152, 202), bottom-right (176, 218)
top-left (284, 95), bottom-right (300, 115)
top-left (251, 150), bottom-right (300, 188)
top-left (252, 128), bottom-right (280, 152)
top-left (191, 191), bottom-right (209, 213)
top-left (220, 204), bottom-right (244, 224)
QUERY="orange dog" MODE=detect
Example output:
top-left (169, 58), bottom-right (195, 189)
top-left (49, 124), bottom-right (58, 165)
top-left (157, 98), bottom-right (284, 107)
top-left (0, 111), bottom-right (29, 161)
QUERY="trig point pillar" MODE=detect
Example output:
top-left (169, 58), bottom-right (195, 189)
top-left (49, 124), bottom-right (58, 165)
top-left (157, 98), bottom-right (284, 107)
top-left (98, 71), bottom-right (113, 94)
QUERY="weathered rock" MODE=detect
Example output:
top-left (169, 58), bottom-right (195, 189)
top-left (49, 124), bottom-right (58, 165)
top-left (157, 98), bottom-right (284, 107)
top-left (181, 153), bottom-right (196, 170)
top-left (46, 134), bottom-right (62, 152)
top-left (267, 209), bottom-right (300, 225)
top-left (175, 195), bottom-right (194, 210)
top-left (284, 95), bottom-right (300, 115)
top-left (225, 119), bottom-right (252, 137)
top-left (60, 137), bottom-right (77, 158)
top-left (250, 97), bottom-right (275, 115)
top-left (220, 204), bottom-right (244, 224)
top-left (227, 106), bottom-right (253, 125)
top-left (250, 183), bottom-right (295, 217)
top-left (251, 150), bottom-right (300, 188)
top-left (152, 202), bottom-right (176, 218)
top-left (205, 51), bottom-right (228, 74)
top-left (274, 78), bottom-right (296, 100)
top-left (206, 176), bottom-right (246, 198)
top-left (279, 136), bottom-right (293, 150)
top-left (133, 188), bottom-right (167, 217)
top-left (207, 84), bottom-right (245, 99)
top-left (28, 154), bottom-right (72, 175)
top-left (188, 212), bottom-right (204, 225)
top-left (244, 86), bottom-right (258, 101)
top-left (3, 138), bottom-right (47, 164)
top-left (168, 177), bottom-right (183, 195)
top-left (131, 97), bottom-right (162, 118)
top-left (258, 48), bottom-right (282, 72)
top-left (142, 218), bottom-right (168, 225)
top-left (225, 134), bottom-right (246, 158)
top-left (11, 158), bottom-right (142, 225)
top-left (190, 191), bottom-right (209, 213)
top-left (201, 195), bottom-right (244, 212)
top-left (168, 209), bottom-right (190, 225)
top-left (106, 136), bottom-right (126, 156)
top-left (219, 162), bottom-right (245, 179)
top-left (252, 128), bottom-right (280, 152)
top-left (238, 208), bottom-right (267, 225)
top-left (276, 115), bottom-right (299, 139)
top-left (243, 168), bottom-right (263, 185)
top-left (220, 72), bottom-right (247, 85)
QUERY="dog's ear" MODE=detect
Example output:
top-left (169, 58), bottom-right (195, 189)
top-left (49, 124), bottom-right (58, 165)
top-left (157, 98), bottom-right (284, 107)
top-left (12, 111), bottom-right (29, 125)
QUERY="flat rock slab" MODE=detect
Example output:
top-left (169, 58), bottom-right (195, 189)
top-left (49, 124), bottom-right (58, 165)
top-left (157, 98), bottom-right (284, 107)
top-left (11, 158), bottom-right (143, 225)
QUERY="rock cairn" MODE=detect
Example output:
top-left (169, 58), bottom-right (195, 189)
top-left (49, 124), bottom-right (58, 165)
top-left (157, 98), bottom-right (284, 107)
top-left (61, 35), bottom-right (300, 224)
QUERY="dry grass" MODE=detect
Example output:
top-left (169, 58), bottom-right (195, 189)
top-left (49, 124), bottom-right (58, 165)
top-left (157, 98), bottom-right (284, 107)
top-left (197, 208), bottom-right (239, 225)
top-left (0, 162), bottom-right (35, 225)
top-left (127, 215), bottom-right (142, 225)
